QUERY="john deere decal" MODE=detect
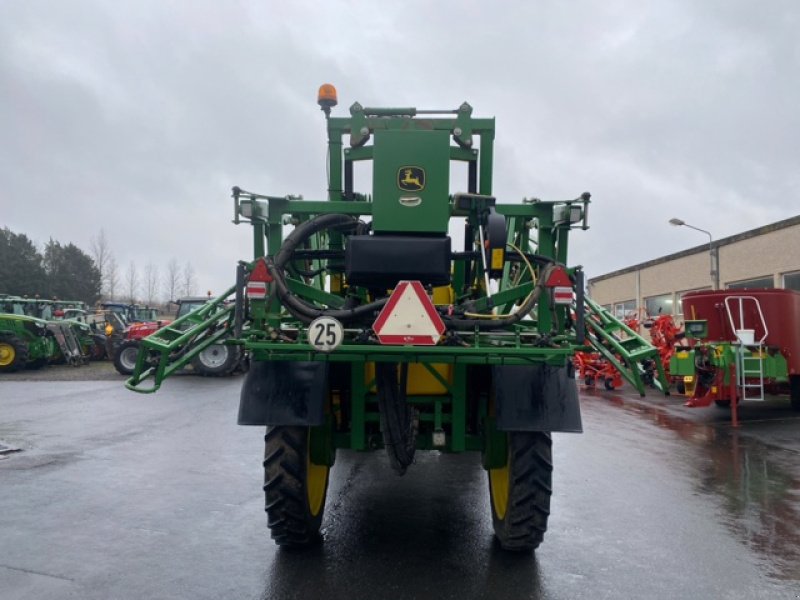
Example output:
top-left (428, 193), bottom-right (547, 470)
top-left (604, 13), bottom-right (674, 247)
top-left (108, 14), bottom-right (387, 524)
top-left (397, 167), bottom-right (425, 192)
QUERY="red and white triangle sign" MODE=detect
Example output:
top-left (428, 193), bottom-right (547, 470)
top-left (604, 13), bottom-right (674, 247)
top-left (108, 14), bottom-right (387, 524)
top-left (373, 281), bottom-right (446, 345)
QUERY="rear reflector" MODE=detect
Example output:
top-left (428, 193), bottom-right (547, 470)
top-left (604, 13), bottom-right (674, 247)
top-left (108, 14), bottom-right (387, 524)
top-left (553, 286), bottom-right (573, 305)
top-left (249, 258), bottom-right (273, 283)
top-left (545, 267), bottom-right (572, 287)
top-left (246, 281), bottom-right (268, 299)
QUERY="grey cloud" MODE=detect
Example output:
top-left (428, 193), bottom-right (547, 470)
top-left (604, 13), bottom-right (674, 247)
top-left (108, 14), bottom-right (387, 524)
top-left (1, 0), bottom-right (797, 293)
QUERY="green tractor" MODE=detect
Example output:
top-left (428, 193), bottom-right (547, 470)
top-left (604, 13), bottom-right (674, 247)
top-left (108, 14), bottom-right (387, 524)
top-left (128, 86), bottom-right (598, 551)
top-left (1, 298), bottom-right (87, 368)
top-left (0, 314), bottom-right (57, 372)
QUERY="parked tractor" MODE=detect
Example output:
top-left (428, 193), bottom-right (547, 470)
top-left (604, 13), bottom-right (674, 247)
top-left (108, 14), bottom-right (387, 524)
top-left (1, 297), bottom-right (88, 369)
top-left (125, 85), bottom-right (669, 551)
top-left (670, 289), bottom-right (800, 414)
top-left (0, 314), bottom-right (57, 372)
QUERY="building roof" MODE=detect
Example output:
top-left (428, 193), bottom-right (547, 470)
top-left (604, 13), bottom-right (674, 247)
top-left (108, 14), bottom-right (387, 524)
top-left (589, 214), bottom-right (800, 284)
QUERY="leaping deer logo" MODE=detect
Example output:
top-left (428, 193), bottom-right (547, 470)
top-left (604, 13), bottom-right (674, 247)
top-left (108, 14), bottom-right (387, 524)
top-left (398, 167), bottom-right (425, 191)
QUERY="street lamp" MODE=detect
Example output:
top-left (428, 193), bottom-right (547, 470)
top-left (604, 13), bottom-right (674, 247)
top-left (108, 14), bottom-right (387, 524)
top-left (669, 218), bottom-right (719, 289)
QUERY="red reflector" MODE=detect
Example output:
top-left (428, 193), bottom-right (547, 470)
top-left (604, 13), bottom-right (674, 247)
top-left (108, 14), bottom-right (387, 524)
top-left (373, 281), bottom-right (445, 346)
top-left (545, 267), bottom-right (572, 287)
top-left (249, 258), bottom-right (273, 283)
top-left (246, 282), bottom-right (268, 299)
top-left (553, 286), bottom-right (573, 305)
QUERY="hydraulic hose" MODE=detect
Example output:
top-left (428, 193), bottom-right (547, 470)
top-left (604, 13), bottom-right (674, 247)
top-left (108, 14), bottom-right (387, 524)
top-left (376, 362), bottom-right (416, 475)
top-left (266, 212), bottom-right (563, 332)
top-left (443, 262), bottom-right (559, 331)
top-left (266, 213), bottom-right (389, 324)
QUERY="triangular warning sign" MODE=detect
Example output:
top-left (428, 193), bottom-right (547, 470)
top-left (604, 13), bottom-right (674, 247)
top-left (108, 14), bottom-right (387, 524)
top-left (373, 281), bottom-right (446, 345)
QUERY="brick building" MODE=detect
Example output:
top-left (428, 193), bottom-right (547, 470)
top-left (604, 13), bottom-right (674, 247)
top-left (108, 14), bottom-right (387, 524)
top-left (587, 215), bottom-right (800, 324)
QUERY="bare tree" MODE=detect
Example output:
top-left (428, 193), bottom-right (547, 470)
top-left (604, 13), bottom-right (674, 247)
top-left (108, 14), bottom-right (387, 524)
top-left (90, 229), bottom-right (112, 298)
top-left (164, 258), bottom-right (180, 302)
top-left (125, 261), bottom-right (139, 303)
top-left (107, 256), bottom-right (119, 301)
top-left (181, 261), bottom-right (196, 297)
top-left (144, 262), bottom-right (159, 305)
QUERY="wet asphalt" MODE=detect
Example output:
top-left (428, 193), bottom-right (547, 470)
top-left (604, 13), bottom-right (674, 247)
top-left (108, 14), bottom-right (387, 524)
top-left (1, 374), bottom-right (800, 600)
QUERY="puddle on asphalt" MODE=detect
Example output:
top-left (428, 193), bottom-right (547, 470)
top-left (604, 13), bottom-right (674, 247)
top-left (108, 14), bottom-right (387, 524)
top-left (0, 440), bottom-right (22, 455)
top-left (585, 391), bottom-right (800, 581)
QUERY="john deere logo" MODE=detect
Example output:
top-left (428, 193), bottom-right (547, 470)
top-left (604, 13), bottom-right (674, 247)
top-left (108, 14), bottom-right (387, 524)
top-left (398, 167), bottom-right (425, 191)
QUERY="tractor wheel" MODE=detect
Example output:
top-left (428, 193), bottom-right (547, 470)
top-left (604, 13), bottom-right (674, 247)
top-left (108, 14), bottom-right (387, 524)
top-left (676, 380), bottom-right (686, 395)
top-left (790, 376), bottom-right (800, 411)
top-left (264, 426), bottom-right (330, 547)
top-left (191, 344), bottom-right (240, 377)
top-left (27, 357), bottom-right (48, 370)
top-left (488, 432), bottom-right (552, 551)
top-left (604, 378), bottom-right (615, 391)
top-left (113, 340), bottom-right (140, 375)
top-left (0, 336), bottom-right (29, 372)
top-left (90, 338), bottom-right (107, 361)
top-left (584, 376), bottom-right (594, 386)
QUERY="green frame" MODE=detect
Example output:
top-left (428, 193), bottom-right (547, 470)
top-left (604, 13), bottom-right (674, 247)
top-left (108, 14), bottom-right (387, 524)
top-left (129, 102), bottom-right (595, 459)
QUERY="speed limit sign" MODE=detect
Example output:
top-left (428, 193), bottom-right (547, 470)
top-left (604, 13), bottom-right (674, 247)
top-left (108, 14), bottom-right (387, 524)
top-left (308, 316), bottom-right (344, 352)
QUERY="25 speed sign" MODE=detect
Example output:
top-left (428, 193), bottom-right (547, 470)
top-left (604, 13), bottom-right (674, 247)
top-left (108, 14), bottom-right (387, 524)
top-left (307, 316), bottom-right (344, 352)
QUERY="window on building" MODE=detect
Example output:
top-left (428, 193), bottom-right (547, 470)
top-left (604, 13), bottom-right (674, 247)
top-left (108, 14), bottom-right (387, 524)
top-left (613, 300), bottom-right (636, 319)
top-left (783, 272), bottom-right (800, 291)
top-left (645, 294), bottom-right (673, 316)
top-left (726, 276), bottom-right (774, 290)
top-left (675, 288), bottom-right (711, 315)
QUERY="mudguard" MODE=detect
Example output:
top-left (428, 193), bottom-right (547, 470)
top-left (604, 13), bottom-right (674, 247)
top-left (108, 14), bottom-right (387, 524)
top-left (493, 363), bottom-right (582, 433)
top-left (237, 360), bottom-right (328, 426)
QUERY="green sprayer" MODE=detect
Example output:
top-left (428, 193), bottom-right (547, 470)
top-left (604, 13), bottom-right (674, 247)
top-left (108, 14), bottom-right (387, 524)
top-left (127, 85), bottom-right (665, 551)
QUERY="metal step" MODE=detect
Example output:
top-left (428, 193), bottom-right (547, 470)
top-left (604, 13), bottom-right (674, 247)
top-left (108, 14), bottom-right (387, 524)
top-left (582, 297), bottom-right (670, 396)
top-left (126, 286), bottom-right (238, 393)
top-left (724, 296), bottom-right (768, 403)
top-left (737, 346), bottom-right (765, 401)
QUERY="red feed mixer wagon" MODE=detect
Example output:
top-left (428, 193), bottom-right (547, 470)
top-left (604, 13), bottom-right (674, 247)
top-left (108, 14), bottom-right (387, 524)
top-left (671, 289), bottom-right (800, 411)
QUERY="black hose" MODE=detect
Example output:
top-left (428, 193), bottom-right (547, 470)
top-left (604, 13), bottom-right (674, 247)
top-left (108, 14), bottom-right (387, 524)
top-left (266, 213), bottom-right (389, 324)
top-left (376, 362), bottom-right (416, 475)
top-left (443, 263), bottom-right (558, 331)
top-left (266, 213), bottom-right (561, 332)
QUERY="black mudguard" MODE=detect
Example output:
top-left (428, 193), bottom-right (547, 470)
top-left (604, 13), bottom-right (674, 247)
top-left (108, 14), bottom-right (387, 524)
top-left (493, 363), bottom-right (582, 433)
top-left (237, 361), bottom-right (327, 426)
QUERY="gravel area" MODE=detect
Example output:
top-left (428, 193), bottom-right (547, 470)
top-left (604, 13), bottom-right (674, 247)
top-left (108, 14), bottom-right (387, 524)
top-left (0, 360), bottom-right (126, 382)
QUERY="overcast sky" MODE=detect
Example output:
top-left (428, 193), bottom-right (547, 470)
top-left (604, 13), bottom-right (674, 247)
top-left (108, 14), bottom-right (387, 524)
top-left (2, 0), bottom-right (798, 299)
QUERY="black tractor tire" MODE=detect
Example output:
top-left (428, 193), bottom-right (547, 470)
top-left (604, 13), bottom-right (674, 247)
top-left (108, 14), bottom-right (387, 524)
top-left (0, 336), bottom-right (29, 373)
top-left (604, 378), bottom-right (615, 391)
top-left (584, 376), bottom-right (594, 386)
top-left (26, 357), bottom-right (48, 370)
top-left (90, 336), bottom-right (107, 361)
top-left (191, 344), bottom-right (240, 377)
top-left (790, 376), bottom-right (800, 411)
top-left (264, 426), bottom-right (330, 547)
top-left (113, 340), bottom-right (140, 375)
top-left (676, 380), bottom-right (686, 395)
top-left (488, 432), bottom-right (552, 552)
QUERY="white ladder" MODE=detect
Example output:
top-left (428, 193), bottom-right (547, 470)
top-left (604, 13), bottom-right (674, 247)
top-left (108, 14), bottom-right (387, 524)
top-left (724, 296), bottom-right (769, 402)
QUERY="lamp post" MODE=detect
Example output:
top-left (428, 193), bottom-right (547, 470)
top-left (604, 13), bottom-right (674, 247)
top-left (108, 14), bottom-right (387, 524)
top-left (669, 218), bottom-right (719, 290)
